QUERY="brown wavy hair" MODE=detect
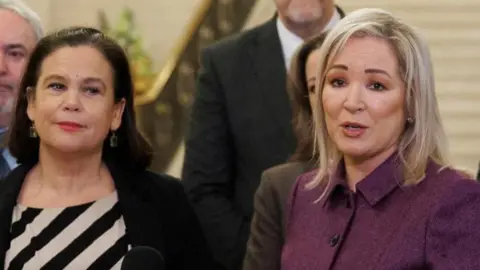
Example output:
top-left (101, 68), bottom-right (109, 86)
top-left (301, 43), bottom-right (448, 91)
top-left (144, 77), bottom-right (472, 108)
top-left (288, 32), bottom-right (329, 163)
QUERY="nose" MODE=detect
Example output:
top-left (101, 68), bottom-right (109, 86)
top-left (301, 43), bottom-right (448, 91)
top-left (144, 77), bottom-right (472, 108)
top-left (63, 88), bottom-right (82, 112)
top-left (343, 83), bottom-right (365, 113)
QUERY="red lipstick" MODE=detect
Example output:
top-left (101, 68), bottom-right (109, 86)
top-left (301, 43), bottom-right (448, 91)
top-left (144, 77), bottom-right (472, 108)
top-left (57, 121), bottom-right (83, 132)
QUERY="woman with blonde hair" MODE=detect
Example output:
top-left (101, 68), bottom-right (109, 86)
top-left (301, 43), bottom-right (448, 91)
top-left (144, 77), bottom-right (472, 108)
top-left (281, 8), bottom-right (480, 269)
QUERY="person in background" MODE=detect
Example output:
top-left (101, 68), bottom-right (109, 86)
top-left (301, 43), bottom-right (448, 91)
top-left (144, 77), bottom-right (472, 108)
top-left (0, 0), bottom-right (43, 178)
top-left (282, 8), bottom-right (480, 269)
top-left (243, 32), bottom-right (328, 270)
top-left (182, 0), bottom-right (344, 268)
top-left (0, 27), bottom-right (215, 269)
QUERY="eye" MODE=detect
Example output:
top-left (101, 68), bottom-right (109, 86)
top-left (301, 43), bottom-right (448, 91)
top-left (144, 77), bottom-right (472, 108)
top-left (84, 87), bottom-right (100, 95)
top-left (7, 50), bottom-right (25, 59)
top-left (47, 82), bottom-right (66, 91)
top-left (308, 84), bottom-right (315, 93)
top-left (368, 82), bottom-right (387, 91)
top-left (330, 78), bottom-right (346, 88)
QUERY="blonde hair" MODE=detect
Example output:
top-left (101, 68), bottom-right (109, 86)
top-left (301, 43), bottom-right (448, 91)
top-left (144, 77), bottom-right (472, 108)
top-left (308, 8), bottom-right (449, 190)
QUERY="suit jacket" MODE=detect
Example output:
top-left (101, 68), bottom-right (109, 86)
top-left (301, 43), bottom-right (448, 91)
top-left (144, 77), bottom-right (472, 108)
top-left (243, 161), bottom-right (314, 270)
top-left (0, 162), bottom-right (217, 270)
top-left (182, 8), bottom-right (344, 270)
top-left (282, 156), bottom-right (480, 269)
top-left (182, 16), bottom-right (292, 270)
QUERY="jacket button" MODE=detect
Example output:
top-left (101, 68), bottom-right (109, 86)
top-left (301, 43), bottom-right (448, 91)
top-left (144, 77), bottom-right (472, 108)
top-left (329, 234), bottom-right (340, 247)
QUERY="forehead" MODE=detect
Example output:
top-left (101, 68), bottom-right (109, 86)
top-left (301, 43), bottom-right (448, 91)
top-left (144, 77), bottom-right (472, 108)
top-left (332, 36), bottom-right (398, 69)
top-left (305, 49), bottom-right (322, 77)
top-left (40, 46), bottom-right (113, 81)
top-left (0, 8), bottom-right (36, 49)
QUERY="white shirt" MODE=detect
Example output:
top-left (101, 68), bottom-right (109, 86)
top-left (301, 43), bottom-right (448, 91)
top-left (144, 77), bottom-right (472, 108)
top-left (276, 9), bottom-right (342, 69)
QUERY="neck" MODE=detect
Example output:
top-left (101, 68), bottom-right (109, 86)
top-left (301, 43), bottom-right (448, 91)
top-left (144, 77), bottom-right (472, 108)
top-left (344, 146), bottom-right (397, 192)
top-left (279, 8), bottom-right (335, 40)
top-left (35, 143), bottom-right (108, 194)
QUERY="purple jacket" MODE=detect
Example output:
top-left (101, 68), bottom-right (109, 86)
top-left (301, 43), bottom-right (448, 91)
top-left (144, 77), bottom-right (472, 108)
top-left (282, 154), bottom-right (480, 270)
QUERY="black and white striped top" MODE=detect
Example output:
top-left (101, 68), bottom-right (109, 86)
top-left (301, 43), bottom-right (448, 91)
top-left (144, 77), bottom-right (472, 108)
top-left (4, 192), bottom-right (130, 270)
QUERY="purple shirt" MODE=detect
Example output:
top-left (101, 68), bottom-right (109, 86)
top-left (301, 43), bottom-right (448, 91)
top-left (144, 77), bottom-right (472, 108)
top-left (281, 154), bottom-right (480, 270)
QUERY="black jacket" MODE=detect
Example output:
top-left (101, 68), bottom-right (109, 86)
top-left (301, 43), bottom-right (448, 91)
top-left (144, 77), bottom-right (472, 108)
top-left (182, 7), bottom-right (345, 270)
top-left (0, 162), bottom-right (216, 269)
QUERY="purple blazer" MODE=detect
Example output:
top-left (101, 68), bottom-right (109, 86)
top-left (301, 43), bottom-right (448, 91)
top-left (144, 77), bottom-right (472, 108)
top-left (281, 154), bottom-right (480, 270)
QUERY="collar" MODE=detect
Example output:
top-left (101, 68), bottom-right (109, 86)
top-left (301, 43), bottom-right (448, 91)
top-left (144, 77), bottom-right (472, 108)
top-left (276, 17), bottom-right (303, 69)
top-left (322, 153), bottom-right (402, 207)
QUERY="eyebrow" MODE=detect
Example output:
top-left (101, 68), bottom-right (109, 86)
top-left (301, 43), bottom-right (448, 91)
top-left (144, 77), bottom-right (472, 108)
top-left (3, 43), bottom-right (27, 51)
top-left (43, 74), bottom-right (106, 88)
top-left (364, 68), bottom-right (392, 78)
top-left (329, 64), bottom-right (392, 78)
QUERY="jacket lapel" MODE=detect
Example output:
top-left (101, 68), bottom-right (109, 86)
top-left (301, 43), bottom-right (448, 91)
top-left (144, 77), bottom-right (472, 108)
top-left (107, 163), bottom-right (165, 256)
top-left (248, 17), bottom-right (293, 141)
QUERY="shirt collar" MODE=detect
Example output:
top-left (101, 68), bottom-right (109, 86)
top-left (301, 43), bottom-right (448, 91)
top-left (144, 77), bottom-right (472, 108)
top-left (276, 17), bottom-right (303, 69)
top-left (322, 152), bottom-right (402, 207)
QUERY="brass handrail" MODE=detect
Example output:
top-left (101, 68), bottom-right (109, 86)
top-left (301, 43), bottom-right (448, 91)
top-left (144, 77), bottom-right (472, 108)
top-left (134, 0), bottom-right (213, 106)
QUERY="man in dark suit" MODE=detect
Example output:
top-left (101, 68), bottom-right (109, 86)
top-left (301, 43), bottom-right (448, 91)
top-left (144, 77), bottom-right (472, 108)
top-left (182, 1), bottom-right (343, 269)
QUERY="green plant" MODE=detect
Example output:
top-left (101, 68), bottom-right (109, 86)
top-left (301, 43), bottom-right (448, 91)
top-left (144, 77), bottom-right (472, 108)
top-left (98, 7), bottom-right (155, 95)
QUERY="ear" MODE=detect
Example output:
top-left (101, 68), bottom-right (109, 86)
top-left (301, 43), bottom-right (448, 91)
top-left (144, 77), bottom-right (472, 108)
top-left (26, 87), bottom-right (36, 122)
top-left (110, 98), bottom-right (126, 131)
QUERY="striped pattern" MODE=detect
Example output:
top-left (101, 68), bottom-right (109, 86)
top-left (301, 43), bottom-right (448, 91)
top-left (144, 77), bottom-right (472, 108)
top-left (5, 192), bottom-right (129, 270)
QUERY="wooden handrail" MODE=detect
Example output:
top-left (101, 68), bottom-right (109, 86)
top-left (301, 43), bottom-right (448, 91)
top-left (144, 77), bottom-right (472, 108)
top-left (134, 0), bottom-right (213, 106)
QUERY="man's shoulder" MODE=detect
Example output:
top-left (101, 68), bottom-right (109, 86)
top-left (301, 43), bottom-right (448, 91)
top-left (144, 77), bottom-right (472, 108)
top-left (204, 19), bottom-right (275, 58)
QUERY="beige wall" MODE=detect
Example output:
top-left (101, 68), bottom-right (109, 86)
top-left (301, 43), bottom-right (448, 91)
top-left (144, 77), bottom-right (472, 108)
top-left (24, 0), bottom-right (202, 70)
top-left (242, 0), bottom-right (480, 175)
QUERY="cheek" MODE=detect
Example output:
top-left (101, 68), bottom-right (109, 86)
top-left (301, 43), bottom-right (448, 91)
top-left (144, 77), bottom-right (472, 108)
top-left (321, 88), bottom-right (342, 119)
top-left (369, 94), bottom-right (406, 131)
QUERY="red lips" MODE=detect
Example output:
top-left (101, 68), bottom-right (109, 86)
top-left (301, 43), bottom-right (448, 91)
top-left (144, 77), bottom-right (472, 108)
top-left (57, 121), bottom-right (84, 132)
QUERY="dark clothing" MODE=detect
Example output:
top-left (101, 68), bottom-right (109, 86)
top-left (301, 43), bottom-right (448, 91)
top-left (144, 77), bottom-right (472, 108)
top-left (182, 8), bottom-right (344, 269)
top-left (0, 162), bottom-right (216, 270)
top-left (282, 154), bottom-right (480, 269)
top-left (182, 17), bottom-right (292, 270)
top-left (243, 161), bottom-right (314, 270)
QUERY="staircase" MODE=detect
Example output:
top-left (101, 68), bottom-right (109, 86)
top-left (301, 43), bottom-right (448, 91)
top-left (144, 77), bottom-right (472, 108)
top-left (246, 0), bottom-right (480, 174)
top-left (134, 0), bottom-right (257, 174)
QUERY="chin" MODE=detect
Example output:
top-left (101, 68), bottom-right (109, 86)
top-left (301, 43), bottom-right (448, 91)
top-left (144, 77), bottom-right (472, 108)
top-left (42, 137), bottom-right (90, 154)
top-left (337, 144), bottom-right (370, 160)
top-left (287, 9), bottom-right (323, 24)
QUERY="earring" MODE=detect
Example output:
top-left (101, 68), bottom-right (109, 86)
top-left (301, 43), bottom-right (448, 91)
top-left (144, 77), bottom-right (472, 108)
top-left (109, 131), bottom-right (118, 148)
top-left (407, 117), bottom-right (414, 125)
top-left (29, 124), bottom-right (37, 138)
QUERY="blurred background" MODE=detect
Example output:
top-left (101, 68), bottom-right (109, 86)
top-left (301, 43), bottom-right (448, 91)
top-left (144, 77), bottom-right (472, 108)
top-left (24, 0), bottom-right (480, 177)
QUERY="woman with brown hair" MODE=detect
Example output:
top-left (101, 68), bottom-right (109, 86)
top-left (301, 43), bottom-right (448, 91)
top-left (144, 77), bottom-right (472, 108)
top-left (0, 26), bottom-right (215, 269)
top-left (243, 32), bottom-right (328, 270)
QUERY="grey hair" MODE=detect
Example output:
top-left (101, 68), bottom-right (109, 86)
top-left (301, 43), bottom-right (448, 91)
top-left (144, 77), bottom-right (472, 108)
top-left (309, 8), bottom-right (449, 192)
top-left (0, 0), bottom-right (44, 40)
